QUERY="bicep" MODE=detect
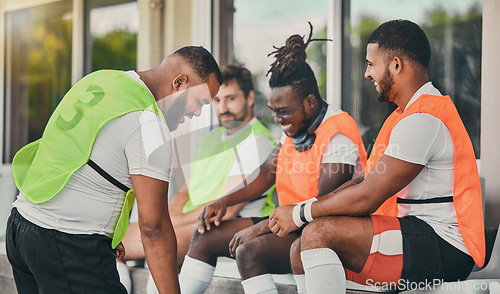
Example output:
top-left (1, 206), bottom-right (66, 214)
top-left (132, 175), bottom-right (170, 228)
top-left (361, 154), bottom-right (424, 207)
top-left (317, 134), bottom-right (358, 195)
top-left (317, 163), bottom-right (354, 196)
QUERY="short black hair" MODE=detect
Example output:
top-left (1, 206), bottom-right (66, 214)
top-left (173, 46), bottom-right (223, 84)
top-left (267, 23), bottom-right (327, 102)
top-left (367, 19), bottom-right (431, 69)
top-left (221, 64), bottom-right (254, 98)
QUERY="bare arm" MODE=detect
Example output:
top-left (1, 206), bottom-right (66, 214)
top-left (312, 155), bottom-right (423, 217)
top-left (133, 174), bottom-right (179, 294)
top-left (170, 176), bottom-right (250, 228)
top-left (197, 144), bottom-right (281, 233)
top-left (269, 156), bottom-right (423, 237)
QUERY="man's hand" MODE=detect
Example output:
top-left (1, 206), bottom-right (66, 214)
top-left (268, 205), bottom-right (299, 237)
top-left (228, 220), bottom-right (270, 257)
top-left (114, 241), bottom-right (125, 260)
top-left (197, 198), bottom-right (228, 234)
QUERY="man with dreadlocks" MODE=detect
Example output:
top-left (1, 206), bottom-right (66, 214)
top-left (177, 23), bottom-right (367, 294)
top-left (270, 19), bottom-right (485, 293)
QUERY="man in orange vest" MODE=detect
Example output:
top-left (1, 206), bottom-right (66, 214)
top-left (269, 19), bottom-right (485, 293)
top-left (176, 25), bottom-right (367, 294)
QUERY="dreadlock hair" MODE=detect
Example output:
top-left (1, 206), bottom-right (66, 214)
top-left (221, 64), bottom-right (254, 99)
top-left (267, 22), bottom-right (330, 102)
top-left (173, 46), bottom-right (223, 84)
top-left (367, 19), bottom-right (431, 69)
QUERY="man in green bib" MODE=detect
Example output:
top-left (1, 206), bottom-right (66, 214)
top-left (119, 65), bottom-right (276, 281)
top-left (6, 46), bottom-right (222, 294)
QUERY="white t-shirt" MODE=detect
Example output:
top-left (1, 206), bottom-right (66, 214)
top-left (14, 71), bottom-right (172, 236)
top-left (225, 117), bottom-right (276, 178)
top-left (279, 105), bottom-right (360, 174)
top-left (216, 117), bottom-right (276, 217)
top-left (385, 82), bottom-right (469, 255)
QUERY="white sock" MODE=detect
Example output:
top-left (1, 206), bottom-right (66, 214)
top-left (293, 274), bottom-right (307, 294)
top-left (241, 273), bottom-right (278, 294)
top-left (178, 256), bottom-right (215, 294)
top-left (301, 248), bottom-right (346, 294)
top-left (116, 261), bottom-right (131, 294)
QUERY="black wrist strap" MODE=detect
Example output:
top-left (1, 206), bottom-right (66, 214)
top-left (87, 159), bottom-right (129, 192)
top-left (299, 203), bottom-right (308, 223)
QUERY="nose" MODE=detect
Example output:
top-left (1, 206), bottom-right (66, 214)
top-left (274, 115), bottom-right (283, 124)
top-left (216, 99), bottom-right (228, 114)
top-left (364, 66), bottom-right (371, 80)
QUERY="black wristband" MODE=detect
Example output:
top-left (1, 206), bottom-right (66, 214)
top-left (299, 203), bottom-right (308, 223)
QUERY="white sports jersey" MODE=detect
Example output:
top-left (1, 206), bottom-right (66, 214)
top-left (14, 71), bottom-right (172, 236)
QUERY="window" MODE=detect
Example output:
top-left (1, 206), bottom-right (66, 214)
top-left (4, 0), bottom-right (73, 162)
top-left (85, 0), bottom-right (138, 73)
top-left (345, 0), bottom-right (482, 157)
top-left (231, 0), bottom-right (329, 138)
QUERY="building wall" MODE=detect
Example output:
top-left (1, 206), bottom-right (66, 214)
top-left (481, 0), bottom-right (500, 230)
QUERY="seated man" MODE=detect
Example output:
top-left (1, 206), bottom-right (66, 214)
top-left (178, 24), bottom-right (367, 294)
top-left (169, 64), bottom-right (277, 267)
top-left (118, 65), bottom-right (276, 280)
top-left (269, 19), bottom-right (485, 294)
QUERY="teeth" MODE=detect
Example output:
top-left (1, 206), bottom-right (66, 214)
top-left (281, 123), bottom-right (292, 131)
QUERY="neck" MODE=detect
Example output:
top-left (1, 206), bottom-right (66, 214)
top-left (394, 74), bottom-right (429, 111)
top-left (137, 70), bottom-right (161, 101)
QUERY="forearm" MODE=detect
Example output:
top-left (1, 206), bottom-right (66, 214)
top-left (224, 202), bottom-right (248, 219)
top-left (141, 222), bottom-right (180, 294)
top-left (171, 206), bottom-right (206, 228)
top-left (317, 175), bottom-right (364, 200)
top-left (254, 218), bottom-right (272, 235)
top-left (222, 167), bottom-right (275, 207)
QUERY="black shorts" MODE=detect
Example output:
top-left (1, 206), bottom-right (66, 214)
top-left (6, 208), bottom-right (126, 294)
top-left (250, 216), bottom-right (268, 224)
top-left (399, 216), bottom-right (475, 284)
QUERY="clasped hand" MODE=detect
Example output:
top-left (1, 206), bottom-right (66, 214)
top-left (268, 205), bottom-right (299, 237)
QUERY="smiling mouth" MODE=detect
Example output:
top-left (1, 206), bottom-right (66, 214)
top-left (281, 123), bottom-right (292, 132)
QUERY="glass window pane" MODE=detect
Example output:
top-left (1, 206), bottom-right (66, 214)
top-left (346, 0), bottom-right (482, 158)
top-left (85, 0), bottom-right (138, 73)
top-left (232, 0), bottom-right (329, 137)
top-left (5, 0), bottom-right (73, 162)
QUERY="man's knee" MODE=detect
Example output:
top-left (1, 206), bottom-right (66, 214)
top-left (301, 216), bottom-right (346, 250)
top-left (235, 238), bottom-right (265, 263)
top-left (188, 229), bottom-right (210, 252)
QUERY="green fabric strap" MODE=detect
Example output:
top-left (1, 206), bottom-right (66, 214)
top-left (110, 189), bottom-right (136, 248)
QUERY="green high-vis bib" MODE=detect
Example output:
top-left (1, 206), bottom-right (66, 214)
top-left (12, 70), bottom-right (165, 248)
top-left (183, 120), bottom-right (277, 216)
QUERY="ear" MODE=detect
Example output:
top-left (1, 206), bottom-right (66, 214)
top-left (392, 56), bottom-right (403, 74)
top-left (304, 94), bottom-right (317, 111)
top-left (172, 74), bottom-right (188, 91)
top-left (247, 90), bottom-right (255, 108)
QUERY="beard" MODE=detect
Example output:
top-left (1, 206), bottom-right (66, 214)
top-left (287, 103), bottom-right (310, 138)
top-left (164, 89), bottom-right (189, 131)
top-left (377, 67), bottom-right (395, 103)
top-left (218, 106), bottom-right (249, 131)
